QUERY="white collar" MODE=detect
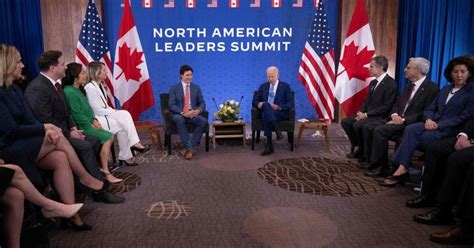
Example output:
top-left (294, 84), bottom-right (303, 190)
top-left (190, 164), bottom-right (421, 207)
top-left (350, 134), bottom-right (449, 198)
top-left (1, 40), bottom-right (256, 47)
top-left (376, 73), bottom-right (387, 83)
top-left (41, 72), bottom-right (60, 86)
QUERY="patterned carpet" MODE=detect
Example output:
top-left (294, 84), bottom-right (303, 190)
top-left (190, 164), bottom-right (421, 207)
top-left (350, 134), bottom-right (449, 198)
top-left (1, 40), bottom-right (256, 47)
top-left (48, 124), bottom-right (463, 247)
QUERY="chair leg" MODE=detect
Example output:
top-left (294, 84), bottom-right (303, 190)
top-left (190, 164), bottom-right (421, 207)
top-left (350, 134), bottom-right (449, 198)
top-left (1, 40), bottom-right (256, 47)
top-left (289, 132), bottom-right (294, 151)
top-left (251, 131), bottom-right (255, 150)
top-left (205, 130), bottom-right (209, 152)
top-left (166, 134), bottom-right (172, 155)
top-left (256, 131), bottom-right (261, 143)
top-left (110, 141), bottom-right (117, 164)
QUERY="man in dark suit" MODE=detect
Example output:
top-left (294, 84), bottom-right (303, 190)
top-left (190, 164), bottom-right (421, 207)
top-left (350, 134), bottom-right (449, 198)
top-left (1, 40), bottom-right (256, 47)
top-left (252, 66), bottom-right (294, 155)
top-left (429, 161), bottom-right (474, 245)
top-left (361, 57), bottom-right (439, 176)
top-left (406, 117), bottom-right (474, 209)
top-left (24, 50), bottom-right (123, 203)
top-left (341, 55), bottom-right (397, 159)
top-left (169, 65), bottom-right (207, 160)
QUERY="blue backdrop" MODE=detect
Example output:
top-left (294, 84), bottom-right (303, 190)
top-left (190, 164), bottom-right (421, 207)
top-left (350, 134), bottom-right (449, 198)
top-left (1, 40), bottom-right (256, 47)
top-left (395, 0), bottom-right (474, 91)
top-left (103, 0), bottom-right (339, 122)
top-left (0, 0), bottom-right (43, 82)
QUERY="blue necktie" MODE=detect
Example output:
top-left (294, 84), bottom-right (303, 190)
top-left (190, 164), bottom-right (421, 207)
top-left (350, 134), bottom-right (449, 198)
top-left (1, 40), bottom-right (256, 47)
top-left (268, 84), bottom-right (275, 104)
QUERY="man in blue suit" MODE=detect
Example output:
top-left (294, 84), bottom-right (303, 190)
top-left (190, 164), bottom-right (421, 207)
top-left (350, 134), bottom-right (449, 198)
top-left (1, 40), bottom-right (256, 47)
top-left (252, 66), bottom-right (294, 155)
top-left (169, 65), bottom-right (207, 160)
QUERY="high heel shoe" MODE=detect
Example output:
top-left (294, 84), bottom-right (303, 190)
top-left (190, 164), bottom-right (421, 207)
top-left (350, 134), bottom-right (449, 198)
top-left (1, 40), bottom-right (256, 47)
top-left (379, 172), bottom-right (409, 187)
top-left (60, 218), bottom-right (93, 231)
top-left (130, 145), bottom-right (151, 154)
top-left (41, 203), bottom-right (83, 219)
top-left (101, 170), bottom-right (123, 183)
top-left (119, 159), bottom-right (138, 167)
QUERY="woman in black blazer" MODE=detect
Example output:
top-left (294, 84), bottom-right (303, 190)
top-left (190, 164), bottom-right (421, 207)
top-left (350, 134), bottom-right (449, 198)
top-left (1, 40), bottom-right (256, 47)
top-left (0, 44), bottom-right (101, 230)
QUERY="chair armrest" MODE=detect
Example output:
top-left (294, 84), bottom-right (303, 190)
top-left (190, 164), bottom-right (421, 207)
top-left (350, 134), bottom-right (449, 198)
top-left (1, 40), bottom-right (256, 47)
top-left (200, 110), bottom-right (209, 120)
top-left (288, 108), bottom-right (296, 122)
top-left (251, 107), bottom-right (261, 120)
top-left (161, 109), bottom-right (172, 131)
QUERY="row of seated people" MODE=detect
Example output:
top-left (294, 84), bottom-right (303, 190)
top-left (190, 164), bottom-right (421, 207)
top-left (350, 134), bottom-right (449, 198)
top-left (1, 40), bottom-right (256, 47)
top-left (342, 55), bottom-right (474, 244)
top-left (0, 44), bottom-right (151, 247)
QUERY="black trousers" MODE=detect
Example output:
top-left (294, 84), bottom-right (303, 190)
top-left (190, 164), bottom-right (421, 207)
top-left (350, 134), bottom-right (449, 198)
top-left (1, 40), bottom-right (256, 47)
top-left (437, 146), bottom-right (474, 208)
top-left (421, 137), bottom-right (457, 198)
top-left (457, 160), bottom-right (474, 230)
top-left (362, 120), bottom-right (405, 166)
top-left (341, 116), bottom-right (382, 153)
top-left (66, 134), bottom-right (104, 180)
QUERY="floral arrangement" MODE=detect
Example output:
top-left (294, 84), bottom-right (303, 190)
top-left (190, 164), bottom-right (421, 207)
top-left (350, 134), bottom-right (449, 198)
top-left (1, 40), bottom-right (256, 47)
top-left (214, 99), bottom-right (240, 122)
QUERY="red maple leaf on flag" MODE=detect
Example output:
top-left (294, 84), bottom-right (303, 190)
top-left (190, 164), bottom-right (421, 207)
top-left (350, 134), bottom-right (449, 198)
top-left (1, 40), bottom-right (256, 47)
top-left (339, 41), bottom-right (375, 81)
top-left (115, 43), bottom-right (143, 82)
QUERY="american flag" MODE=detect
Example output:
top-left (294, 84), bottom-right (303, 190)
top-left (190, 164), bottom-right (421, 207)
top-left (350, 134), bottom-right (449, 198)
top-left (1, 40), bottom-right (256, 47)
top-left (75, 0), bottom-right (115, 107)
top-left (297, 0), bottom-right (335, 120)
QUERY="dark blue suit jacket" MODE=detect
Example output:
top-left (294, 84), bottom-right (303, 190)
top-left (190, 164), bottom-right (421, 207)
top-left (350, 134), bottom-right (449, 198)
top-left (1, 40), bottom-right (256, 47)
top-left (252, 81), bottom-right (294, 117)
top-left (0, 85), bottom-right (45, 187)
top-left (168, 83), bottom-right (206, 115)
top-left (0, 85), bottom-right (44, 148)
top-left (424, 83), bottom-right (474, 131)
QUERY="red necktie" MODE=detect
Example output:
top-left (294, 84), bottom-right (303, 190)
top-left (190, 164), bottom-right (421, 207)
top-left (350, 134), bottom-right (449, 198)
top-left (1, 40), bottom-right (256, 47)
top-left (55, 82), bottom-right (62, 96)
top-left (183, 84), bottom-right (190, 112)
top-left (399, 83), bottom-right (415, 116)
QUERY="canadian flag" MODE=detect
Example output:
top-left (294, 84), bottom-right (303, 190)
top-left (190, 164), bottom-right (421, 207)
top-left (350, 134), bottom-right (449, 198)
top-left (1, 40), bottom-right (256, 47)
top-left (113, 0), bottom-right (154, 120)
top-left (271, 0), bottom-right (281, 7)
top-left (186, 0), bottom-right (196, 8)
top-left (142, 0), bottom-right (152, 8)
top-left (334, 0), bottom-right (375, 116)
top-left (229, 0), bottom-right (239, 8)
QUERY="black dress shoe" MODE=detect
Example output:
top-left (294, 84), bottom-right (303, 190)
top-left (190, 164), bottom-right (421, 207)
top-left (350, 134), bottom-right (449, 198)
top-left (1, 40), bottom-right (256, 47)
top-left (413, 207), bottom-right (454, 225)
top-left (276, 131), bottom-right (283, 140)
top-left (406, 194), bottom-right (436, 208)
top-left (347, 149), bottom-right (362, 159)
top-left (358, 162), bottom-right (379, 171)
top-left (131, 145), bottom-right (151, 154)
top-left (61, 219), bottom-right (93, 231)
top-left (430, 225), bottom-right (474, 244)
top-left (92, 190), bottom-right (125, 204)
top-left (358, 157), bottom-right (368, 163)
top-left (119, 159), bottom-right (139, 167)
top-left (260, 145), bottom-right (274, 156)
top-left (363, 167), bottom-right (383, 177)
top-left (379, 173), bottom-right (409, 187)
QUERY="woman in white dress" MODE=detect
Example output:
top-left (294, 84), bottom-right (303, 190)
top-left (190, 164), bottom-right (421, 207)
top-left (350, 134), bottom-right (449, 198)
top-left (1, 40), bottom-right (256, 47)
top-left (84, 62), bottom-right (149, 166)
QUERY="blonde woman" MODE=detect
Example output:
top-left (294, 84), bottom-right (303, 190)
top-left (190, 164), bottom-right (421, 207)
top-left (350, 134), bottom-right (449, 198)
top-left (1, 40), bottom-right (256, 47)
top-left (85, 61), bottom-right (149, 166)
top-left (0, 44), bottom-right (92, 233)
top-left (62, 63), bottom-right (122, 183)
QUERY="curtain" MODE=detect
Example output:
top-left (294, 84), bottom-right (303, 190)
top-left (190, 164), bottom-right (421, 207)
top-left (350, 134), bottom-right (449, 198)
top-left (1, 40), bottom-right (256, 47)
top-left (0, 0), bottom-right (44, 83)
top-left (395, 0), bottom-right (474, 91)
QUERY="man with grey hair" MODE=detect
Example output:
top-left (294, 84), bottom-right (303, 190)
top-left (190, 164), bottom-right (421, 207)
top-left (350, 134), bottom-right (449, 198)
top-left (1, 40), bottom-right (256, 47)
top-left (252, 66), bottom-right (294, 155)
top-left (361, 57), bottom-right (439, 177)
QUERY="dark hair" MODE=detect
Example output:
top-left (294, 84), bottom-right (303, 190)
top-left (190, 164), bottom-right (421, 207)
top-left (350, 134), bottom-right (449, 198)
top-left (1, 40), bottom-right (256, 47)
top-left (444, 56), bottom-right (474, 83)
top-left (62, 63), bottom-right (82, 86)
top-left (180, 65), bottom-right (193, 75)
top-left (62, 62), bottom-right (86, 95)
top-left (372, 55), bottom-right (389, 72)
top-left (38, 50), bottom-right (62, 71)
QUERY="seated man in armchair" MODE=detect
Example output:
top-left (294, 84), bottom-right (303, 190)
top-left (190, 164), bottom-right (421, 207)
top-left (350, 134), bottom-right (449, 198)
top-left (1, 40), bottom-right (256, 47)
top-left (252, 66), bottom-right (294, 156)
top-left (169, 65), bottom-right (207, 160)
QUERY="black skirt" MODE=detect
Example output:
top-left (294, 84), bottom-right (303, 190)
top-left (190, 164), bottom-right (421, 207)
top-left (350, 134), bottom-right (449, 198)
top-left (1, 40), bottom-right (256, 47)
top-left (0, 167), bottom-right (15, 196)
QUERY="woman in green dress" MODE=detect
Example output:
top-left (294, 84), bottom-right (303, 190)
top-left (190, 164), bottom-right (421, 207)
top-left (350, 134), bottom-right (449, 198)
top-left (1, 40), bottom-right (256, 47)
top-left (62, 63), bottom-right (122, 183)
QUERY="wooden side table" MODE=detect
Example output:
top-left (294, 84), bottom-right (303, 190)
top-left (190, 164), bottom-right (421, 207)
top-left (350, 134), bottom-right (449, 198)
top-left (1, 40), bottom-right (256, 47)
top-left (211, 121), bottom-right (246, 149)
top-left (295, 119), bottom-right (329, 149)
top-left (134, 120), bottom-right (163, 151)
